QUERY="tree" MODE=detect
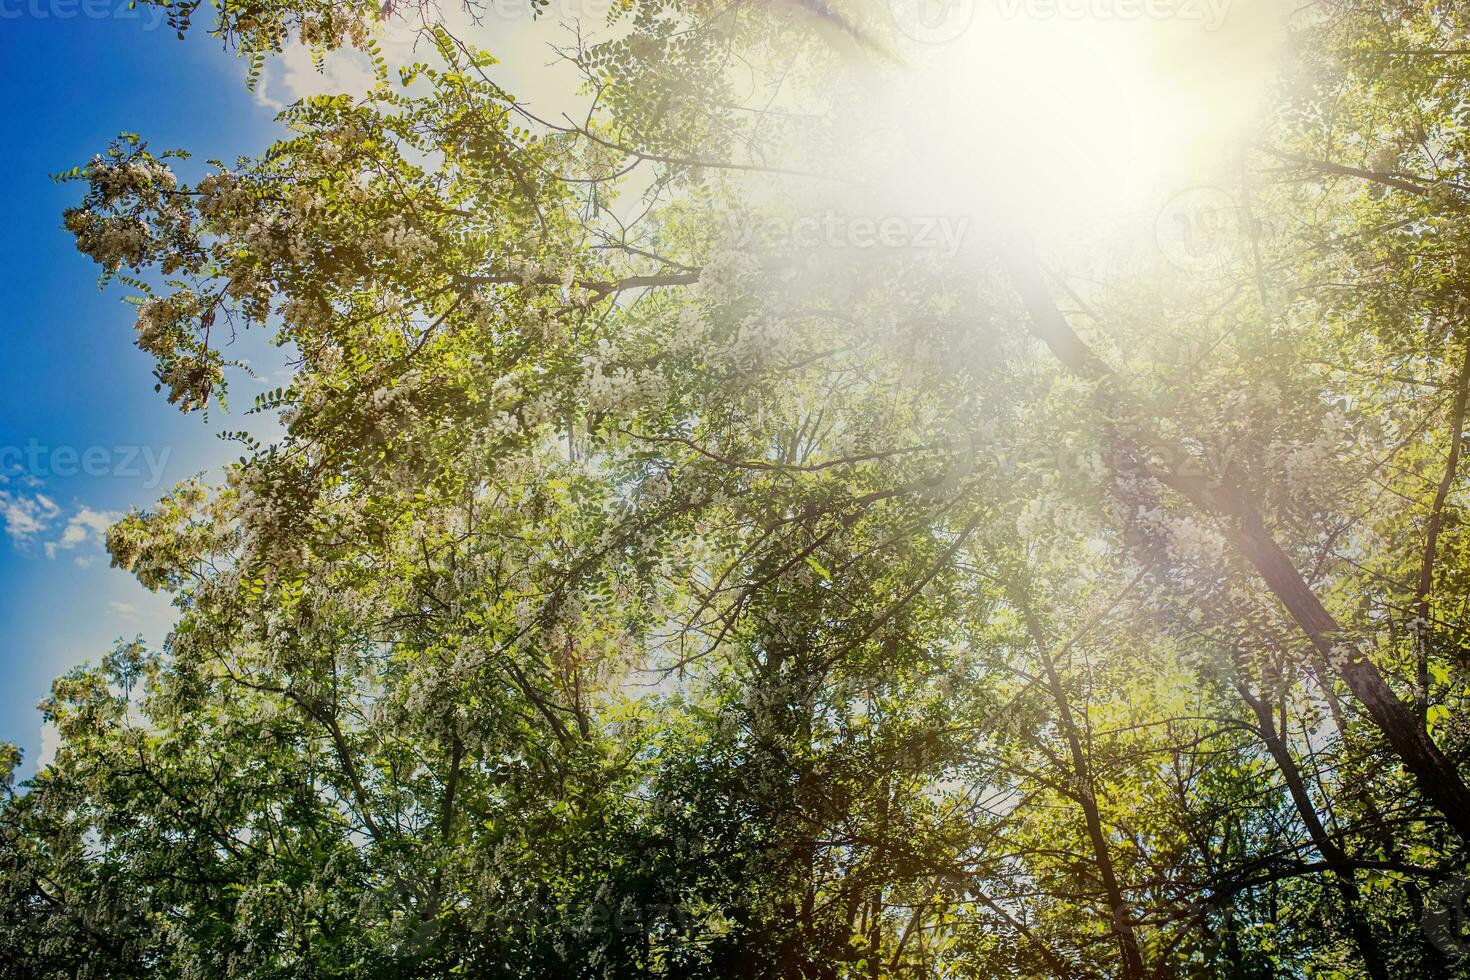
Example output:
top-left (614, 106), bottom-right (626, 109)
top-left (3, 0), bottom-right (1470, 976)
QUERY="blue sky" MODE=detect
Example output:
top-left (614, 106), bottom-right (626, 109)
top-left (0, 14), bottom-right (278, 778)
top-left (0, 5), bottom-right (577, 783)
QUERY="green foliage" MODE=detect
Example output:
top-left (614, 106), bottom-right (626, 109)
top-left (6, 1), bottom-right (1470, 977)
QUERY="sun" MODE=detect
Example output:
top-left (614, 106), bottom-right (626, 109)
top-left (844, 0), bottom-right (1291, 247)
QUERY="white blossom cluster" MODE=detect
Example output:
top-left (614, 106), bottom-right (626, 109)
top-left (1125, 496), bottom-right (1228, 577)
top-left (1269, 407), bottom-right (1349, 506)
top-left (730, 314), bottom-right (798, 367)
top-left (1327, 641), bottom-right (1360, 670)
top-left (288, 185), bottom-right (326, 220)
top-left (1014, 490), bottom-right (1093, 545)
top-left (667, 306), bottom-right (711, 356)
top-left (87, 153), bottom-right (176, 205)
top-left (517, 302), bottom-right (566, 343)
top-left (282, 294), bottom-right (336, 333)
top-left (133, 293), bottom-right (194, 354)
top-left (66, 211), bottom-right (151, 270)
top-left (195, 171), bottom-right (251, 219)
top-left (581, 339), bottom-right (666, 413)
top-left (695, 245), bottom-right (760, 307)
top-left (229, 468), bottom-right (300, 567)
top-left (380, 216), bottom-right (434, 264)
top-left (243, 218), bottom-right (310, 266)
top-left (1159, 512), bottom-right (1228, 570)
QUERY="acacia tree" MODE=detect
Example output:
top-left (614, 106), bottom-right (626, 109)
top-left (3, 0), bottom-right (1470, 976)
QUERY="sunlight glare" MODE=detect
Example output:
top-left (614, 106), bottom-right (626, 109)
top-left (849, 0), bottom-right (1291, 249)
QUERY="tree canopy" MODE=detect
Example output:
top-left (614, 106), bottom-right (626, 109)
top-left (5, 0), bottom-right (1470, 976)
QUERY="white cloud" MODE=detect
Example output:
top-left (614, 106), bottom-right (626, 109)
top-left (109, 600), bottom-right (139, 621)
top-left (255, 42), bottom-right (382, 110)
top-left (35, 505), bottom-right (120, 559)
top-left (0, 491), bottom-right (60, 542)
top-left (0, 490), bottom-right (122, 560)
top-left (36, 721), bottom-right (59, 771)
top-left (251, 6), bottom-right (563, 110)
top-left (61, 506), bottom-right (115, 547)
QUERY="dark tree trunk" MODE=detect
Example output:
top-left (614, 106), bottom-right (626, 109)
top-left (1010, 259), bottom-right (1470, 845)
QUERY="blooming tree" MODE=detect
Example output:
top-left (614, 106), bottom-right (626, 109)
top-left (4, 0), bottom-right (1470, 976)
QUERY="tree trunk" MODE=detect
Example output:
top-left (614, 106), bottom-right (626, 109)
top-left (1414, 341), bottom-right (1470, 715)
top-left (1233, 668), bottom-right (1388, 980)
top-left (1010, 259), bottom-right (1470, 845)
top-left (1020, 601), bottom-right (1148, 980)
